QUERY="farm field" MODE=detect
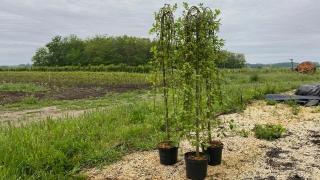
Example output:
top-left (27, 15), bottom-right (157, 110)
top-left (2, 0), bottom-right (320, 179)
top-left (0, 69), bottom-right (320, 179)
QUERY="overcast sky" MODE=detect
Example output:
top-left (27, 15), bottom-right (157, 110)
top-left (0, 0), bottom-right (319, 65)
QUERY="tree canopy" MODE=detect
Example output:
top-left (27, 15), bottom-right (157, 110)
top-left (32, 35), bottom-right (152, 66)
top-left (216, 50), bottom-right (246, 68)
top-left (32, 34), bottom-right (245, 68)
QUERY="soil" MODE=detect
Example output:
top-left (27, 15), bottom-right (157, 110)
top-left (0, 106), bottom-right (87, 126)
top-left (186, 153), bottom-right (207, 161)
top-left (86, 101), bottom-right (320, 180)
top-left (0, 83), bottom-right (149, 105)
top-left (209, 140), bottom-right (224, 148)
top-left (0, 91), bottom-right (45, 105)
top-left (158, 142), bottom-right (174, 149)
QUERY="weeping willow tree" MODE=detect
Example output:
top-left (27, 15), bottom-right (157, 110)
top-left (150, 4), bottom-right (177, 142)
top-left (177, 3), bottom-right (223, 157)
top-left (202, 7), bottom-right (224, 143)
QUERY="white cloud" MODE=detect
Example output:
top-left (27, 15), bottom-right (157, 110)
top-left (0, 0), bottom-right (319, 65)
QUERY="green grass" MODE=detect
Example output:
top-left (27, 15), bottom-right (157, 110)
top-left (217, 69), bottom-right (320, 114)
top-left (0, 101), bottom-right (164, 179)
top-left (0, 71), bottom-right (150, 87)
top-left (2, 69), bottom-right (318, 113)
top-left (253, 124), bottom-right (286, 140)
top-left (0, 83), bottom-right (47, 92)
top-left (0, 90), bottom-right (148, 112)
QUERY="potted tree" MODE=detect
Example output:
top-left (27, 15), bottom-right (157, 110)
top-left (176, 3), bottom-right (225, 179)
top-left (202, 7), bottom-right (225, 166)
top-left (150, 4), bottom-right (179, 166)
top-left (177, 4), bottom-right (209, 179)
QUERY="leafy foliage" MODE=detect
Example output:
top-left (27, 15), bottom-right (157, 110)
top-left (31, 34), bottom-right (245, 69)
top-left (217, 50), bottom-right (246, 69)
top-left (250, 74), bottom-right (260, 82)
top-left (173, 3), bottom-right (224, 155)
top-left (253, 124), bottom-right (286, 140)
top-left (32, 35), bottom-right (152, 66)
top-left (150, 4), bottom-right (177, 141)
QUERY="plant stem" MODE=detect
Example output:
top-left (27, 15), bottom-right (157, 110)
top-left (160, 12), bottom-right (170, 141)
top-left (195, 39), bottom-right (200, 157)
top-left (162, 61), bottom-right (169, 141)
top-left (195, 70), bottom-right (200, 157)
top-left (208, 121), bottom-right (212, 143)
top-left (206, 78), bottom-right (212, 143)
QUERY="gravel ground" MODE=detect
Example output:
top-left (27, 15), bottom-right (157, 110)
top-left (86, 101), bottom-right (320, 180)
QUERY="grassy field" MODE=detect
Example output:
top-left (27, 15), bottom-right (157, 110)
top-left (0, 71), bottom-right (150, 109)
top-left (0, 83), bottom-right (47, 93)
top-left (0, 71), bottom-right (149, 87)
top-left (0, 69), bottom-right (320, 179)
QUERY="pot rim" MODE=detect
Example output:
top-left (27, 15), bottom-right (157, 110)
top-left (158, 141), bottom-right (179, 149)
top-left (184, 151), bottom-right (208, 161)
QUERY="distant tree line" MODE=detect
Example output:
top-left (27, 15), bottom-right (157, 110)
top-left (32, 35), bottom-right (152, 66)
top-left (32, 35), bottom-right (246, 68)
top-left (216, 50), bottom-right (246, 69)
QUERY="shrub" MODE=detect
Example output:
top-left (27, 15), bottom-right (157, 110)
top-left (253, 124), bottom-right (286, 140)
top-left (250, 74), bottom-right (259, 82)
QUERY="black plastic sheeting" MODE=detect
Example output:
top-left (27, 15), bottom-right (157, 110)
top-left (265, 84), bottom-right (320, 106)
top-left (295, 84), bottom-right (320, 96)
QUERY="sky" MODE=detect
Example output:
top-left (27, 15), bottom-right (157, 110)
top-left (0, 0), bottom-right (319, 65)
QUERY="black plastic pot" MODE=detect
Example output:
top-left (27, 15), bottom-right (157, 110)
top-left (185, 152), bottom-right (208, 180)
top-left (206, 141), bottom-right (223, 166)
top-left (158, 142), bottom-right (178, 165)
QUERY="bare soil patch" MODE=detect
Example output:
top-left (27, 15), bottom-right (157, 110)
top-left (0, 106), bottom-right (87, 125)
top-left (0, 91), bottom-right (46, 105)
top-left (0, 83), bottom-right (149, 105)
top-left (86, 101), bottom-right (320, 179)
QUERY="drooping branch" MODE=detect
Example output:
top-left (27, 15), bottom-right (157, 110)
top-left (158, 4), bottom-right (176, 141)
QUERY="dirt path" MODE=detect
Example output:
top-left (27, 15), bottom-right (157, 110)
top-left (0, 106), bottom-right (87, 125)
top-left (86, 101), bottom-right (320, 180)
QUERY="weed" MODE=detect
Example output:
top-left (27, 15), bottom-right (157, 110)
top-left (253, 124), bottom-right (286, 140)
top-left (237, 129), bottom-right (250, 138)
top-left (228, 119), bottom-right (236, 130)
top-left (285, 100), bottom-right (300, 115)
top-left (249, 74), bottom-right (259, 82)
